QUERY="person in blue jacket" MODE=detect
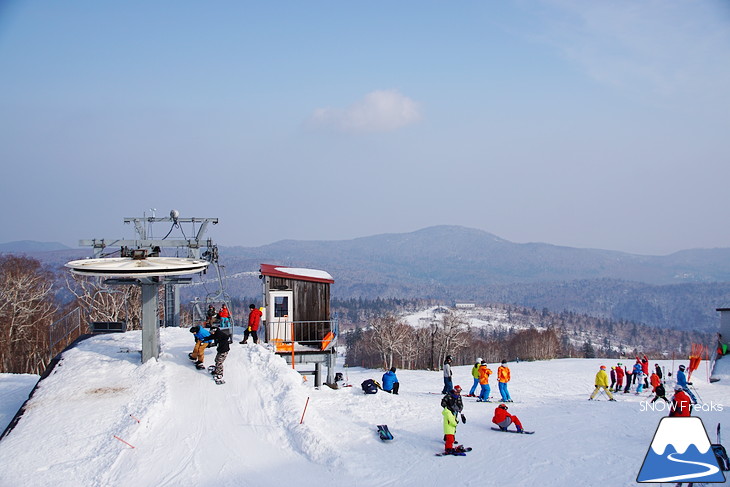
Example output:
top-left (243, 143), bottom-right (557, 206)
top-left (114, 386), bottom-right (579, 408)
top-left (676, 364), bottom-right (697, 404)
top-left (189, 325), bottom-right (213, 369)
top-left (382, 367), bottom-right (400, 394)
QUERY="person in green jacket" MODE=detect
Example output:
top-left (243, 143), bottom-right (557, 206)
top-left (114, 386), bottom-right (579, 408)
top-left (442, 406), bottom-right (458, 453)
top-left (589, 365), bottom-right (616, 401)
top-left (467, 358), bottom-right (482, 397)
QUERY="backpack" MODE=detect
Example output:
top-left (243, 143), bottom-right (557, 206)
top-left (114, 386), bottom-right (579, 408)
top-left (361, 379), bottom-right (379, 394)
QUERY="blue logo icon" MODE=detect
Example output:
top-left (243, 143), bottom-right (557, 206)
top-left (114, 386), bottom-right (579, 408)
top-left (637, 417), bottom-right (726, 483)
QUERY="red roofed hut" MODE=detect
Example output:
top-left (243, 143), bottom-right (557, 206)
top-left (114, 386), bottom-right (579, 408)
top-left (260, 263), bottom-right (337, 386)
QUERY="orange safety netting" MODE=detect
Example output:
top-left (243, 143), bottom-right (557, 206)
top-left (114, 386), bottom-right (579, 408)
top-left (687, 343), bottom-right (706, 380)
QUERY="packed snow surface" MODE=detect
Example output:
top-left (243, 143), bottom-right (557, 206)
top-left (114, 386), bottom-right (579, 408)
top-left (1, 328), bottom-right (728, 487)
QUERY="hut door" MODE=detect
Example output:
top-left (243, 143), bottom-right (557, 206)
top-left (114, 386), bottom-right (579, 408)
top-left (268, 291), bottom-right (294, 342)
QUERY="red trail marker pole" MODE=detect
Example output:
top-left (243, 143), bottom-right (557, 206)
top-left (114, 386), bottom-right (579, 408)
top-left (300, 397), bottom-right (310, 425)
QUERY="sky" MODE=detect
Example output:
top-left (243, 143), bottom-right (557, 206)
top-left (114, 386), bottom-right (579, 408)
top-left (1, 0), bottom-right (729, 255)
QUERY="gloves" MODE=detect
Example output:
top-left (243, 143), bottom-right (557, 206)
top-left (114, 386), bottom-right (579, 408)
top-left (687, 382), bottom-right (693, 386)
top-left (461, 414), bottom-right (466, 424)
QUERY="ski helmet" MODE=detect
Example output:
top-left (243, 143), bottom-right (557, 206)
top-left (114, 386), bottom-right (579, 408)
top-left (679, 364), bottom-right (686, 371)
top-left (600, 365), bottom-right (606, 370)
top-left (674, 384), bottom-right (684, 391)
top-left (498, 403), bottom-right (508, 410)
top-left (476, 357), bottom-right (483, 363)
top-left (454, 385), bottom-right (462, 393)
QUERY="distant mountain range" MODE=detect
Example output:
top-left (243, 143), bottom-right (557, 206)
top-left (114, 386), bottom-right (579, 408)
top-left (0, 240), bottom-right (71, 253)
top-left (5, 226), bottom-right (730, 331)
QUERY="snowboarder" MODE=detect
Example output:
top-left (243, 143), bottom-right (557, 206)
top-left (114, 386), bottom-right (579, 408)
top-left (675, 364), bottom-right (698, 404)
top-left (240, 304), bottom-right (262, 344)
top-left (477, 361), bottom-right (492, 402)
top-left (492, 403), bottom-right (524, 433)
top-left (669, 384), bottom-right (692, 417)
top-left (189, 325), bottom-right (214, 369)
top-left (206, 326), bottom-right (230, 381)
top-left (441, 386), bottom-right (465, 454)
top-left (382, 367), bottom-right (399, 394)
top-left (441, 355), bottom-right (453, 394)
top-left (497, 360), bottom-right (512, 402)
top-left (442, 404), bottom-right (459, 454)
top-left (468, 358), bottom-right (482, 397)
top-left (589, 365), bottom-right (616, 401)
top-left (615, 362), bottom-right (625, 392)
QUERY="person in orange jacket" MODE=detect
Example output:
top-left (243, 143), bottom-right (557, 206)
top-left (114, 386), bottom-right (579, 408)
top-left (497, 360), bottom-right (512, 402)
top-left (649, 371), bottom-right (661, 392)
top-left (477, 361), bottom-right (492, 402)
top-left (492, 403), bottom-right (524, 433)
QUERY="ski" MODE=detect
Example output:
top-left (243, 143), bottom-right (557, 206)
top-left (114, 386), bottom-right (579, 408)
top-left (377, 424), bottom-right (394, 441)
top-left (490, 427), bottom-right (534, 434)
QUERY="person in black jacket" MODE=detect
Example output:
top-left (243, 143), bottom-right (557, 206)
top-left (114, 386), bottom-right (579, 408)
top-left (207, 326), bottom-right (231, 379)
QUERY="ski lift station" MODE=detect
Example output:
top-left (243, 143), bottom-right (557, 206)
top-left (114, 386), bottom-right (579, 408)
top-left (63, 210), bottom-right (338, 387)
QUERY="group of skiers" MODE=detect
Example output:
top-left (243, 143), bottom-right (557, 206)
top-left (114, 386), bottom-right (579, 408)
top-left (189, 303), bottom-right (263, 383)
top-left (589, 355), bottom-right (699, 415)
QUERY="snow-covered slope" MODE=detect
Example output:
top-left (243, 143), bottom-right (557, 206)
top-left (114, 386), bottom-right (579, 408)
top-left (0, 328), bottom-right (728, 487)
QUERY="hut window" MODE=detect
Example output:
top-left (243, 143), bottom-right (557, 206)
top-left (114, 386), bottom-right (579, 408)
top-left (274, 296), bottom-right (289, 318)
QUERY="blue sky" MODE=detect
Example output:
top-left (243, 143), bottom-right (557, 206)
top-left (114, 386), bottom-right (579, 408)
top-left (1, 0), bottom-right (729, 255)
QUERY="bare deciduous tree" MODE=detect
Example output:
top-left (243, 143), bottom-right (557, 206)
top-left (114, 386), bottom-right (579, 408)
top-left (0, 256), bottom-right (58, 373)
top-left (65, 274), bottom-right (141, 329)
top-left (368, 315), bottom-right (411, 370)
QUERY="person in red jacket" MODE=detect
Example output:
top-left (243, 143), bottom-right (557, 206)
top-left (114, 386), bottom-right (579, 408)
top-left (669, 384), bottom-right (692, 417)
top-left (614, 363), bottom-right (625, 392)
top-left (638, 355), bottom-right (650, 388)
top-left (240, 304), bottom-right (263, 344)
top-left (492, 403), bottom-right (524, 433)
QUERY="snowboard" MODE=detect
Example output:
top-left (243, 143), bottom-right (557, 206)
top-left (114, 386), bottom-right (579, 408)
top-left (377, 424), bottom-right (394, 441)
top-left (491, 427), bottom-right (534, 434)
top-left (435, 446), bottom-right (471, 456)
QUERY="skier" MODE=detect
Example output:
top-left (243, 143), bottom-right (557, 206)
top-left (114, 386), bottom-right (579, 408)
top-left (207, 326), bottom-right (230, 382)
top-left (589, 365), bottom-right (616, 401)
top-left (476, 361), bottom-right (492, 402)
top-left (497, 360), bottom-right (512, 402)
top-left (240, 304), bottom-right (262, 344)
top-left (650, 381), bottom-right (670, 404)
top-left (492, 403), bottom-right (524, 433)
top-left (468, 358), bottom-right (482, 397)
top-left (609, 366), bottom-right (617, 391)
top-left (615, 363), bottom-right (625, 392)
top-left (655, 363), bottom-right (663, 380)
top-left (669, 384), bottom-right (692, 417)
top-left (675, 364), bottom-right (698, 404)
top-left (635, 370), bottom-right (645, 394)
top-left (623, 365), bottom-right (633, 393)
top-left (649, 371), bottom-right (661, 393)
top-left (639, 355), bottom-right (650, 388)
top-left (441, 355), bottom-right (454, 394)
top-left (382, 367), bottom-right (400, 394)
top-left (189, 325), bottom-right (214, 369)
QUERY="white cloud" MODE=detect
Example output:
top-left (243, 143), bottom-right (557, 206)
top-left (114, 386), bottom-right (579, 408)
top-left (308, 90), bottom-right (422, 133)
